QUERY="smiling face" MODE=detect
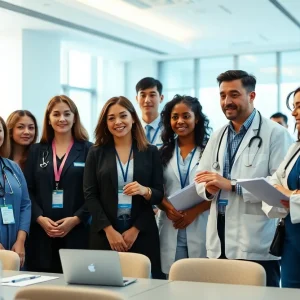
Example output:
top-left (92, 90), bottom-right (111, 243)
top-left (136, 86), bottom-right (163, 120)
top-left (12, 115), bottom-right (36, 146)
top-left (49, 102), bottom-right (75, 135)
top-left (106, 103), bottom-right (134, 139)
top-left (220, 79), bottom-right (255, 123)
top-left (170, 102), bottom-right (197, 139)
top-left (292, 91), bottom-right (300, 132)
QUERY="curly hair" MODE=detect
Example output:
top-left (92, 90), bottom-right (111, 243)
top-left (160, 95), bottom-right (211, 166)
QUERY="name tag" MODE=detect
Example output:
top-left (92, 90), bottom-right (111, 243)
top-left (218, 190), bottom-right (229, 206)
top-left (1, 205), bottom-right (15, 224)
top-left (118, 189), bottom-right (132, 209)
top-left (52, 190), bottom-right (64, 208)
top-left (74, 162), bottom-right (85, 167)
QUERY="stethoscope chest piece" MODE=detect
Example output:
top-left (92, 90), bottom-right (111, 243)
top-left (212, 161), bottom-right (220, 170)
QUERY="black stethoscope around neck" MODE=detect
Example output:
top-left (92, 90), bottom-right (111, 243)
top-left (282, 146), bottom-right (300, 179)
top-left (212, 110), bottom-right (262, 171)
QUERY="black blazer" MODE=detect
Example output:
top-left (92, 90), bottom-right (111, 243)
top-left (83, 142), bottom-right (163, 271)
top-left (24, 140), bottom-right (92, 270)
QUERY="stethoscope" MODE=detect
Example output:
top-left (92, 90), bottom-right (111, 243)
top-left (0, 157), bottom-right (22, 196)
top-left (40, 150), bottom-right (50, 168)
top-left (281, 146), bottom-right (300, 179)
top-left (212, 110), bottom-right (262, 171)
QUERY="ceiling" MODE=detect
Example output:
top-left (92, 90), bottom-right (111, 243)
top-left (0, 0), bottom-right (299, 60)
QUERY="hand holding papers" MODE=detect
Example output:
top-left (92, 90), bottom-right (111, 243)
top-left (2, 274), bottom-right (59, 287)
top-left (237, 178), bottom-right (289, 207)
top-left (167, 182), bottom-right (204, 211)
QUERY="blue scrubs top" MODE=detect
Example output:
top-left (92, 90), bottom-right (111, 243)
top-left (0, 158), bottom-right (31, 249)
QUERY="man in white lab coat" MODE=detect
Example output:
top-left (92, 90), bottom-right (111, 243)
top-left (195, 70), bottom-right (293, 287)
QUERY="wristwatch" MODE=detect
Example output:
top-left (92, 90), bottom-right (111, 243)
top-left (231, 179), bottom-right (237, 192)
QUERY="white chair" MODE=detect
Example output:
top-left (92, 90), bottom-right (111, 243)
top-left (169, 258), bottom-right (266, 286)
top-left (0, 250), bottom-right (20, 270)
top-left (14, 285), bottom-right (124, 300)
top-left (119, 252), bottom-right (151, 278)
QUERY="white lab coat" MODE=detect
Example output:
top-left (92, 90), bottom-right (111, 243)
top-left (196, 113), bottom-right (293, 260)
top-left (158, 147), bottom-right (208, 274)
top-left (265, 142), bottom-right (300, 224)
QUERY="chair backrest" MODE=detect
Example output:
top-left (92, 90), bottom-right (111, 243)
top-left (169, 258), bottom-right (266, 286)
top-left (0, 250), bottom-right (20, 270)
top-left (118, 252), bottom-right (151, 278)
top-left (14, 285), bottom-right (124, 300)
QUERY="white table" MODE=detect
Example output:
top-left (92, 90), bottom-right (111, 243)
top-left (1, 270), bottom-right (169, 300)
top-left (130, 280), bottom-right (300, 300)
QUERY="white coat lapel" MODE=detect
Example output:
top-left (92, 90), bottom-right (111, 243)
top-left (189, 147), bottom-right (202, 183)
top-left (233, 111), bottom-right (260, 166)
top-left (170, 148), bottom-right (180, 182)
top-left (283, 144), bottom-right (300, 187)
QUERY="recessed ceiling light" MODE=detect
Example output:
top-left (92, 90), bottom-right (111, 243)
top-left (76, 0), bottom-right (196, 42)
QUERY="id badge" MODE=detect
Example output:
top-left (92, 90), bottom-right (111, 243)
top-left (52, 190), bottom-right (64, 208)
top-left (218, 190), bottom-right (229, 207)
top-left (118, 189), bottom-right (132, 209)
top-left (1, 205), bottom-right (16, 224)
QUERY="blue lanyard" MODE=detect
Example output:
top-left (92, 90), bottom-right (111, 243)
top-left (176, 145), bottom-right (197, 189)
top-left (150, 123), bottom-right (161, 144)
top-left (115, 146), bottom-right (133, 183)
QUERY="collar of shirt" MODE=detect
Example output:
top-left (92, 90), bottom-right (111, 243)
top-left (228, 109), bottom-right (256, 135)
top-left (141, 116), bottom-right (161, 131)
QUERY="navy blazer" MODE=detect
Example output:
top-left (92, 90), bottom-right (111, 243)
top-left (24, 140), bottom-right (92, 270)
top-left (83, 141), bottom-right (163, 271)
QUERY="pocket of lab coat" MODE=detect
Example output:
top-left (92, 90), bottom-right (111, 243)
top-left (240, 214), bottom-right (276, 253)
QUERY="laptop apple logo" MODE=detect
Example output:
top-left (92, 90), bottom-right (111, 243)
top-left (88, 263), bottom-right (96, 272)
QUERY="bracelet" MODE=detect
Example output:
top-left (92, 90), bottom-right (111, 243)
top-left (291, 189), bottom-right (299, 196)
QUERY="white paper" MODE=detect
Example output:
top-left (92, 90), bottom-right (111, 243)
top-left (2, 274), bottom-right (59, 287)
top-left (237, 178), bottom-right (289, 207)
top-left (168, 182), bottom-right (204, 210)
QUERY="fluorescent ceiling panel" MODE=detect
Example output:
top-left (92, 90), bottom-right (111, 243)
top-left (76, 0), bottom-right (196, 42)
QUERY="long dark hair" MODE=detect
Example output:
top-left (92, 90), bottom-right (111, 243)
top-left (6, 110), bottom-right (38, 170)
top-left (94, 96), bottom-right (148, 151)
top-left (160, 95), bottom-right (211, 166)
top-left (286, 87), bottom-right (300, 141)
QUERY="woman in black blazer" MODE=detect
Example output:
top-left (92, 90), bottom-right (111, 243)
top-left (24, 95), bottom-right (92, 273)
top-left (84, 96), bottom-right (163, 275)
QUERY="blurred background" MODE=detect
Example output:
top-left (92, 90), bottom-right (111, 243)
top-left (0, 0), bottom-right (299, 138)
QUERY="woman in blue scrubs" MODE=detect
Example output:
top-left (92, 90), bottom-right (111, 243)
top-left (0, 116), bottom-right (31, 268)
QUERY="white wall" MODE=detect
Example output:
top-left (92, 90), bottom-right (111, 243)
top-left (0, 31), bottom-right (22, 121)
top-left (125, 60), bottom-right (158, 113)
top-left (22, 30), bottom-right (61, 129)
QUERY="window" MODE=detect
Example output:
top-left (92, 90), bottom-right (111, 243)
top-left (198, 56), bottom-right (234, 131)
top-left (280, 51), bottom-right (300, 136)
top-left (238, 54), bottom-right (278, 120)
top-left (61, 48), bottom-right (99, 141)
top-left (160, 60), bottom-right (195, 102)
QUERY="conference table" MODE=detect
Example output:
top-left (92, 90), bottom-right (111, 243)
top-left (2, 270), bottom-right (300, 300)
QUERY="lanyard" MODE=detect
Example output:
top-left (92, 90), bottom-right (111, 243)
top-left (150, 123), bottom-right (161, 144)
top-left (0, 163), bottom-right (6, 201)
top-left (176, 144), bottom-right (197, 189)
top-left (226, 126), bottom-right (250, 175)
top-left (52, 139), bottom-right (74, 189)
top-left (115, 146), bottom-right (133, 183)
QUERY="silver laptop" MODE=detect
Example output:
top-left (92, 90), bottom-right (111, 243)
top-left (59, 249), bottom-right (137, 286)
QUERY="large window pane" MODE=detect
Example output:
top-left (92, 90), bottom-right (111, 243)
top-left (280, 51), bottom-right (300, 136)
top-left (69, 90), bottom-right (93, 141)
top-left (238, 54), bottom-right (277, 120)
top-left (69, 50), bottom-right (91, 88)
top-left (199, 56), bottom-right (234, 131)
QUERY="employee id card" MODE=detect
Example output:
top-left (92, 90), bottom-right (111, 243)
top-left (52, 190), bottom-right (64, 208)
top-left (1, 205), bottom-right (16, 224)
top-left (118, 189), bottom-right (132, 210)
top-left (218, 190), bottom-right (229, 207)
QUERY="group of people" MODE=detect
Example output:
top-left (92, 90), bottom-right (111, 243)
top-left (0, 70), bottom-right (300, 289)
